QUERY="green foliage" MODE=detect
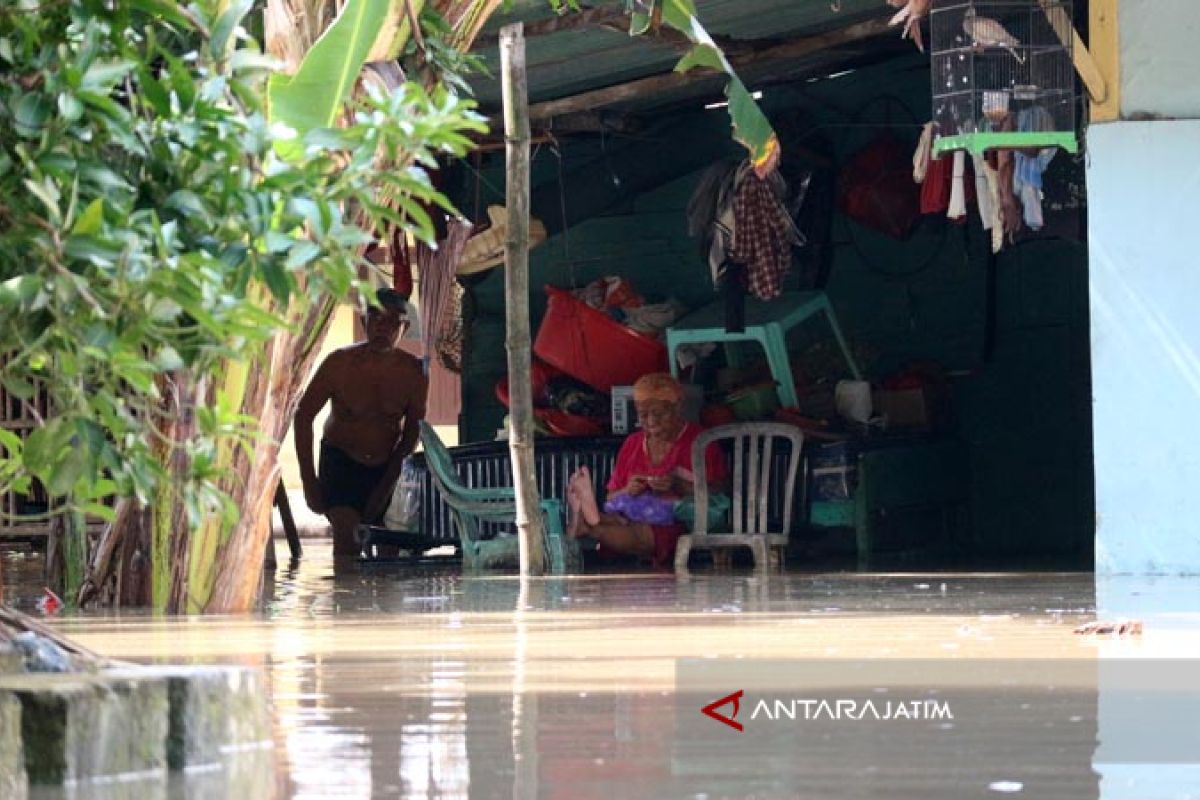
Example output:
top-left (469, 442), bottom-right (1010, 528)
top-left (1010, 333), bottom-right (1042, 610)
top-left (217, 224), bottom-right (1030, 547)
top-left (629, 0), bottom-right (778, 164)
top-left (267, 0), bottom-right (392, 144)
top-left (504, 0), bottom-right (581, 12)
top-left (404, 6), bottom-right (489, 97)
top-left (0, 0), bottom-right (486, 526)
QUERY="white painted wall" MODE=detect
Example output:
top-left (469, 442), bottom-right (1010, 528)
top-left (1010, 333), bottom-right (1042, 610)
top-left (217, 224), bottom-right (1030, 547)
top-left (1087, 120), bottom-right (1200, 574)
top-left (1119, 0), bottom-right (1200, 118)
top-left (1093, 575), bottom-right (1200, 798)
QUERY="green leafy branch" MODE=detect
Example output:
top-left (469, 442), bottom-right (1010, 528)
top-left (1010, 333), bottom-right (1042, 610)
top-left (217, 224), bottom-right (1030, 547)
top-left (0, 0), bottom-right (485, 527)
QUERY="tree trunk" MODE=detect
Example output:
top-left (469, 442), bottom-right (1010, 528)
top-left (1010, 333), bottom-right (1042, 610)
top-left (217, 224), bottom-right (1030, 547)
top-left (203, 296), bottom-right (335, 612)
top-left (500, 23), bottom-right (545, 577)
top-left (75, 296), bottom-right (335, 612)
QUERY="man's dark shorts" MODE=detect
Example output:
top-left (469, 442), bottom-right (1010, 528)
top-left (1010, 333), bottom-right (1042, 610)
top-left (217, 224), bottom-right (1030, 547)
top-left (319, 441), bottom-right (388, 517)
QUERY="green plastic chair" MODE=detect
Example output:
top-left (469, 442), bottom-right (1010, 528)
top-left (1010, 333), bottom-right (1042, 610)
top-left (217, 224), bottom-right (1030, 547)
top-left (419, 422), bottom-right (583, 573)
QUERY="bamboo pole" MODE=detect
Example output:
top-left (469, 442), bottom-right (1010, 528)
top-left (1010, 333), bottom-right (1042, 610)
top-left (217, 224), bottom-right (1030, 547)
top-left (499, 22), bottom-right (545, 577)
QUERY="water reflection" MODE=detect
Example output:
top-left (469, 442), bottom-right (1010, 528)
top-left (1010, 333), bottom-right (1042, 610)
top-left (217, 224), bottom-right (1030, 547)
top-left (3, 543), bottom-right (1199, 798)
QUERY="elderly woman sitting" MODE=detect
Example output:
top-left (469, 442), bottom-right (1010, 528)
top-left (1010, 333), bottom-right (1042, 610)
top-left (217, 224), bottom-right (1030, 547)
top-left (567, 372), bottom-right (726, 568)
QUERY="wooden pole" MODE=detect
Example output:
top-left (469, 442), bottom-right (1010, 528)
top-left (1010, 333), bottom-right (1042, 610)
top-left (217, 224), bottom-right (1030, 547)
top-left (274, 479), bottom-right (303, 559)
top-left (499, 22), bottom-right (545, 576)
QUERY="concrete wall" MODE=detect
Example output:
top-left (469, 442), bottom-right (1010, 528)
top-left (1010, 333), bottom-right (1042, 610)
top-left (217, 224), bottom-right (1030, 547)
top-left (1087, 2), bottom-right (1200, 573)
top-left (1119, 0), bottom-right (1200, 119)
top-left (1087, 119), bottom-right (1200, 574)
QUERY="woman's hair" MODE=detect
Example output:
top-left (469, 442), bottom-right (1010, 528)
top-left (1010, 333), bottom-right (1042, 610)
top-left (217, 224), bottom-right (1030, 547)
top-left (632, 372), bottom-right (684, 406)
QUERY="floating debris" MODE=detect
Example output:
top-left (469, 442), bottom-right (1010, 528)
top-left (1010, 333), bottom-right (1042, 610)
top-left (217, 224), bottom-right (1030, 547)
top-left (36, 586), bottom-right (63, 616)
top-left (988, 780), bottom-right (1025, 793)
top-left (12, 630), bottom-right (72, 673)
top-left (1073, 619), bottom-right (1143, 636)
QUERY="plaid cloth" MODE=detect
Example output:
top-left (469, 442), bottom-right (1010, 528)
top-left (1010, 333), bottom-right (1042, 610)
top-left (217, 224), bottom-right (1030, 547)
top-left (729, 171), bottom-right (799, 300)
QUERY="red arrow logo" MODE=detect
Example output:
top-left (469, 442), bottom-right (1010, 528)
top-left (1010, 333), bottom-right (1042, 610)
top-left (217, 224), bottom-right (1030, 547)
top-left (701, 689), bottom-right (744, 732)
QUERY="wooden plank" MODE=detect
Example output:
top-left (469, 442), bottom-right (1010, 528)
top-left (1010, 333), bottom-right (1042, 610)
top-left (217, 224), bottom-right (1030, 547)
top-left (1088, 0), bottom-right (1121, 122)
top-left (526, 17), bottom-right (890, 121)
top-left (273, 479), bottom-right (302, 559)
top-left (1038, 1), bottom-right (1108, 106)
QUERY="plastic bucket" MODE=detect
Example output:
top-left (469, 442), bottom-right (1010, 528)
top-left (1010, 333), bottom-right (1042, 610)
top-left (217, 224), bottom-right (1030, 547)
top-left (533, 287), bottom-right (668, 392)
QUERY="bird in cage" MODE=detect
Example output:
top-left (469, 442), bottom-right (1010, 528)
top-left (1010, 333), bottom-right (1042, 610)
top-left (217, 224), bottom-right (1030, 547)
top-left (886, 0), bottom-right (931, 52)
top-left (963, 7), bottom-right (1026, 64)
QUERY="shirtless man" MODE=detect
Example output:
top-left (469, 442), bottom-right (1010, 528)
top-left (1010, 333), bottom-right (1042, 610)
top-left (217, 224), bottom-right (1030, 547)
top-left (294, 289), bottom-right (428, 557)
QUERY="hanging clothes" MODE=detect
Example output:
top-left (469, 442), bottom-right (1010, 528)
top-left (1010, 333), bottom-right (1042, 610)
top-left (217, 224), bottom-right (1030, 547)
top-left (972, 152), bottom-right (996, 234)
top-left (687, 160), bottom-right (745, 288)
top-left (1013, 106), bottom-right (1058, 231)
top-left (921, 149), bottom-right (975, 221)
top-left (920, 155), bottom-right (952, 215)
top-left (985, 113), bottom-right (1022, 246)
top-left (975, 155), bottom-right (1005, 253)
top-left (913, 122), bottom-right (934, 184)
top-left (947, 151), bottom-right (969, 222)
top-left (729, 168), bottom-right (802, 301)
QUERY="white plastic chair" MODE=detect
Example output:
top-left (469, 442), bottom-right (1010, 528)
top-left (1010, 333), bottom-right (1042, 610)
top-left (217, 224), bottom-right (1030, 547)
top-left (674, 422), bottom-right (804, 572)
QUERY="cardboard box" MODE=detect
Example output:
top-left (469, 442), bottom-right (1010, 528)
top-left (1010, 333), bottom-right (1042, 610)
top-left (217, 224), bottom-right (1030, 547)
top-left (873, 388), bottom-right (929, 430)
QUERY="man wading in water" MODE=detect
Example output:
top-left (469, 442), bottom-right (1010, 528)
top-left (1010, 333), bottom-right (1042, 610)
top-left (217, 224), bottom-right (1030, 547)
top-left (295, 288), bottom-right (428, 557)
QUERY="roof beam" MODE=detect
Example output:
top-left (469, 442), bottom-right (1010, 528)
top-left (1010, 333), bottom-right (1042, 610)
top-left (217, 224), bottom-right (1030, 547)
top-left (524, 17), bottom-right (891, 121)
top-left (475, 5), bottom-right (758, 57)
top-left (477, 6), bottom-right (629, 42)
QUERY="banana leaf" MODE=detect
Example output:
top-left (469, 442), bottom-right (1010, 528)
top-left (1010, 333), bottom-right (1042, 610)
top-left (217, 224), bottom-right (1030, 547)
top-left (637, 0), bottom-right (779, 169)
top-left (268, 0), bottom-right (407, 144)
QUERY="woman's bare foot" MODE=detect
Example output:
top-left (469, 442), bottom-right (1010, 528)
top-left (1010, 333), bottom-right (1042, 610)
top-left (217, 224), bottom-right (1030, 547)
top-left (566, 483), bottom-right (585, 538)
top-left (572, 467), bottom-right (601, 526)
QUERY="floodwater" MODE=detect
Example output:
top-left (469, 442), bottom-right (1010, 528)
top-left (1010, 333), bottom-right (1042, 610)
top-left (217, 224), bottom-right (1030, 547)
top-left (3, 543), bottom-right (1199, 799)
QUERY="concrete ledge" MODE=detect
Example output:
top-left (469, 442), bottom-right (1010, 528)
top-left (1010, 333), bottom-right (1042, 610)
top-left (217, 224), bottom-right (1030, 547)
top-left (104, 666), bottom-right (272, 770)
top-left (0, 665), bottom-right (270, 787)
top-left (1, 691), bottom-right (27, 798)
top-left (0, 672), bottom-right (168, 784)
top-left (0, 642), bottom-right (24, 674)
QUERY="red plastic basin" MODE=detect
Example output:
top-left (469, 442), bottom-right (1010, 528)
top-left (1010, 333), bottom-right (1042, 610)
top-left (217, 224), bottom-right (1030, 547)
top-left (533, 286), bottom-right (668, 393)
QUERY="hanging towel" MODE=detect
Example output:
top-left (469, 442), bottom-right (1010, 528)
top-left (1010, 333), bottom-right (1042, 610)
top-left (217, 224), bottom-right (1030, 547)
top-left (947, 151), bottom-right (968, 221)
top-left (913, 122), bottom-right (935, 184)
top-left (920, 155), bottom-right (952, 215)
top-left (972, 152), bottom-right (994, 232)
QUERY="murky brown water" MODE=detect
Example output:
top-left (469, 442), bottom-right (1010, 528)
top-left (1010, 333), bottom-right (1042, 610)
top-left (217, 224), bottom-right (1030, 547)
top-left (3, 543), bottom-right (1198, 799)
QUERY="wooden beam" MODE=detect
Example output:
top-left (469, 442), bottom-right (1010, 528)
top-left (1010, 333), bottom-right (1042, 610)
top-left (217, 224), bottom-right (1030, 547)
top-left (479, 6), bottom-right (628, 44)
top-left (1038, 0), bottom-right (1108, 106)
top-left (526, 17), bottom-right (891, 121)
top-left (1088, 0), bottom-right (1121, 122)
top-left (476, 5), bottom-right (754, 57)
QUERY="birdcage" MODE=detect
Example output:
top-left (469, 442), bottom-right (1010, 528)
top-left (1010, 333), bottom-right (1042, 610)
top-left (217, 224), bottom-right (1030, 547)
top-left (930, 0), bottom-right (1078, 157)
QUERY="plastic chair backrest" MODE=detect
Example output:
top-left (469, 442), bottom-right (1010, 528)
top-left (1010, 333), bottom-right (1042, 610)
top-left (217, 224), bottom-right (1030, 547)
top-left (419, 421), bottom-right (458, 488)
top-left (691, 422), bottom-right (803, 539)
